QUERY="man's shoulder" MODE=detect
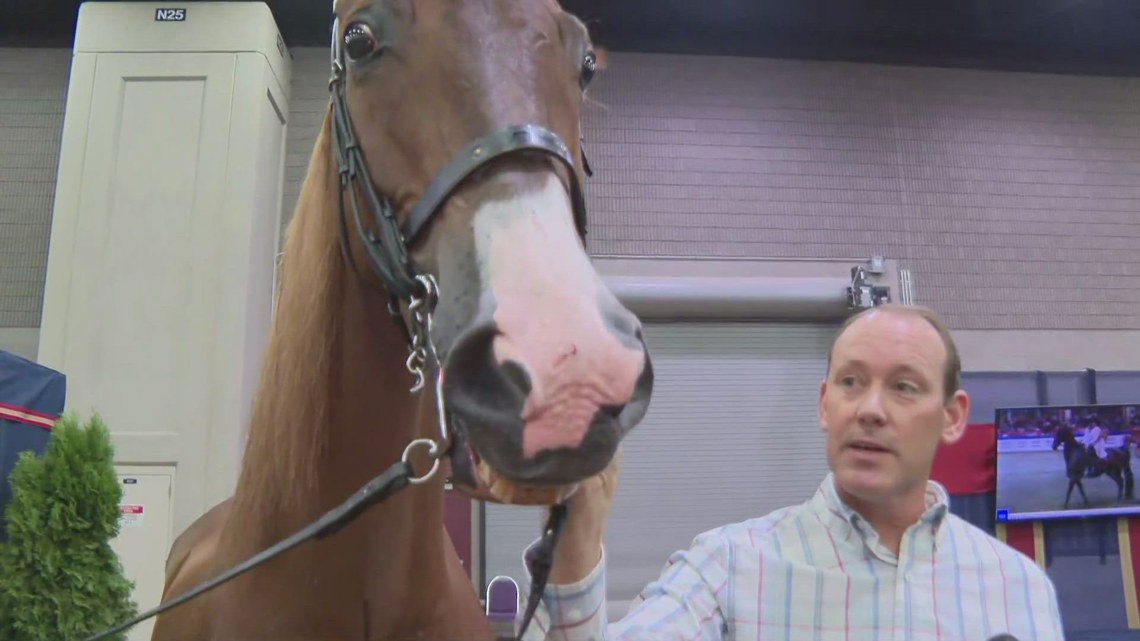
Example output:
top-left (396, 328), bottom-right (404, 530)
top-left (687, 503), bottom-right (805, 551)
top-left (943, 513), bottom-right (1055, 586)
top-left (942, 512), bottom-right (1023, 558)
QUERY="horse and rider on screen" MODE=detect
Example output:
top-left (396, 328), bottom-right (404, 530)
top-left (1052, 420), bottom-right (1136, 509)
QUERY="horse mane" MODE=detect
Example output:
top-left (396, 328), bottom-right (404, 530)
top-left (229, 107), bottom-right (345, 524)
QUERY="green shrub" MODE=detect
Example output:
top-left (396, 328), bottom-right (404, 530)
top-left (0, 413), bottom-right (137, 641)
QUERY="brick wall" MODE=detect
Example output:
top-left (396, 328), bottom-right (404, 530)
top-left (570, 52), bottom-right (1140, 330)
top-left (0, 48), bottom-right (68, 329)
top-left (3, 46), bottom-right (1139, 334)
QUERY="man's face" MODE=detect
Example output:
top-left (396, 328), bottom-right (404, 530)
top-left (819, 310), bottom-right (969, 506)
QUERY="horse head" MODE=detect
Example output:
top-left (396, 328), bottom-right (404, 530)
top-left (1052, 425), bottom-right (1075, 451)
top-left (328, 0), bottom-right (653, 505)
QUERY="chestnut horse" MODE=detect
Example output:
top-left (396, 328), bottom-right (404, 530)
top-left (137, 2), bottom-right (655, 640)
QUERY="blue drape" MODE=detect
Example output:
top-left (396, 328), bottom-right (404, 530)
top-left (0, 350), bottom-right (65, 541)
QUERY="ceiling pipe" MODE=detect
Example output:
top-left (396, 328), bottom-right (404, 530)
top-left (601, 275), bottom-right (855, 321)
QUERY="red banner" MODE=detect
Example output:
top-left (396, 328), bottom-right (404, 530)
top-left (929, 422), bottom-right (996, 495)
top-left (1002, 522), bottom-right (1038, 560)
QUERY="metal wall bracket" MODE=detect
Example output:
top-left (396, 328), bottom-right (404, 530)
top-left (846, 263), bottom-right (891, 310)
top-left (865, 255), bottom-right (886, 275)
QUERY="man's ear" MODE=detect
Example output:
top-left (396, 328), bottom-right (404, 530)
top-left (941, 390), bottom-right (970, 445)
top-left (818, 379), bottom-right (828, 433)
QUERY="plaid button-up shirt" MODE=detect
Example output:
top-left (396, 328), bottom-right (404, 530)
top-left (520, 473), bottom-right (1064, 641)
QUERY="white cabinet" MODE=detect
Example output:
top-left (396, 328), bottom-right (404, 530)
top-left (36, 3), bottom-right (292, 630)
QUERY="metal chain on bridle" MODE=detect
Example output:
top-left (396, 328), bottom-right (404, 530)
top-left (82, 10), bottom-right (597, 641)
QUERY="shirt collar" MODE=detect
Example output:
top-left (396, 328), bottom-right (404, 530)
top-left (812, 472), bottom-right (952, 553)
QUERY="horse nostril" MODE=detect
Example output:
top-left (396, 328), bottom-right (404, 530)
top-left (598, 403), bottom-right (624, 420)
top-left (500, 360), bottom-right (530, 396)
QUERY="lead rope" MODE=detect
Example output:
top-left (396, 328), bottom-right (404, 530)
top-left (80, 459), bottom-right (418, 641)
top-left (515, 502), bottom-right (569, 641)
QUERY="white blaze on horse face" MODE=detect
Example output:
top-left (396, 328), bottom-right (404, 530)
top-left (472, 173), bottom-right (645, 459)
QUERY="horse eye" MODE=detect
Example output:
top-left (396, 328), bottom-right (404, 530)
top-left (580, 51), bottom-right (597, 87)
top-left (343, 22), bottom-right (377, 61)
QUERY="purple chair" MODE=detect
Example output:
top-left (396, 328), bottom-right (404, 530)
top-left (485, 575), bottom-right (520, 640)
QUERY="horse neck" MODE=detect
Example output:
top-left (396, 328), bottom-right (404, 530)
top-left (321, 272), bottom-right (441, 511)
top-left (226, 116), bottom-right (447, 556)
top-left (220, 256), bottom-right (460, 627)
top-left (209, 112), bottom-right (493, 641)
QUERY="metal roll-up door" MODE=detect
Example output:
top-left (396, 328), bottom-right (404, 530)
top-left (481, 320), bottom-right (839, 611)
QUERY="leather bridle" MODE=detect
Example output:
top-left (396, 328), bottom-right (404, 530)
top-left (83, 8), bottom-right (597, 641)
top-left (328, 9), bottom-right (594, 343)
top-left (328, 8), bottom-right (596, 447)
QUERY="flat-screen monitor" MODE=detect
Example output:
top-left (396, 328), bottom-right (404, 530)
top-left (995, 403), bottom-right (1140, 522)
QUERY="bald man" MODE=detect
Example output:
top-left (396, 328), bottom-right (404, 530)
top-left (519, 304), bottom-right (1065, 641)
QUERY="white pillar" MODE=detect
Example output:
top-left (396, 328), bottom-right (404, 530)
top-left (36, 4), bottom-right (291, 637)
